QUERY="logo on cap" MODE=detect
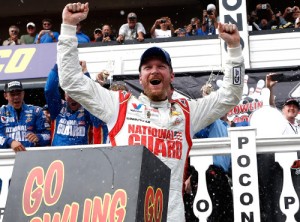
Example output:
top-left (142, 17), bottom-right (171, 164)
top-left (5, 81), bottom-right (23, 92)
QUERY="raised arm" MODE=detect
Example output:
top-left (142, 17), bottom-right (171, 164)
top-left (190, 23), bottom-right (244, 133)
top-left (57, 2), bottom-right (119, 125)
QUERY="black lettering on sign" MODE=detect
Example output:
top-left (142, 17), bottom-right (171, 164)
top-left (284, 196), bottom-right (295, 209)
top-left (239, 174), bottom-right (251, 186)
top-left (238, 155), bottom-right (250, 167)
top-left (224, 14), bottom-right (243, 31)
top-left (240, 192), bottom-right (253, 205)
top-left (222, 0), bottom-right (242, 11)
top-left (241, 212), bottom-right (254, 222)
top-left (196, 200), bottom-right (209, 212)
top-left (238, 137), bottom-right (248, 149)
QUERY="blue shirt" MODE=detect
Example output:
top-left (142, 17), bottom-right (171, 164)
top-left (194, 119), bottom-right (231, 172)
top-left (45, 64), bottom-right (108, 146)
top-left (0, 104), bottom-right (50, 148)
top-left (34, 31), bottom-right (59, 43)
top-left (76, 32), bottom-right (90, 44)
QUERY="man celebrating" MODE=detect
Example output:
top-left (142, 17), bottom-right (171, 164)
top-left (0, 81), bottom-right (50, 152)
top-left (57, 2), bottom-right (244, 221)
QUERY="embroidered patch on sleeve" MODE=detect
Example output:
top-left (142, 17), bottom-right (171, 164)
top-left (232, 67), bottom-right (242, 85)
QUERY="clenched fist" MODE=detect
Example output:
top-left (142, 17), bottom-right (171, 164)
top-left (62, 2), bottom-right (89, 26)
top-left (218, 23), bottom-right (240, 48)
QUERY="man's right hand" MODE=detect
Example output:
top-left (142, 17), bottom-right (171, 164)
top-left (11, 140), bottom-right (26, 152)
top-left (62, 2), bottom-right (89, 26)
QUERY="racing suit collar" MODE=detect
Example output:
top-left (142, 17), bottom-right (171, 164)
top-left (139, 93), bottom-right (171, 109)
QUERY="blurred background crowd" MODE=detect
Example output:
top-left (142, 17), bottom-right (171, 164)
top-left (1, 1), bottom-right (300, 45)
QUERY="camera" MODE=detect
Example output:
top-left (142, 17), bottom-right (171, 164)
top-left (161, 19), bottom-right (166, 23)
top-left (192, 24), bottom-right (197, 29)
top-left (104, 33), bottom-right (109, 38)
top-left (261, 4), bottom-right (267, 9)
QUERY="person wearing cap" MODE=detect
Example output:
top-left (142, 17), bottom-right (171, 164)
top-left (2, 25), bottom-right (21, 46)
top-left (20, 22), bottom-right (36, 44)
top-left (45, 62), bottom-right (108, 146)
top-left (34, 18), bottom-right (60, 44)
top-left (92, 28), bottom-right (102, 42)
top-left (57, 3), bottom-right (244, 221)
top-left (0, 81), bottom-right (50, 152)
top-left (266, 73), bottom-right (300, 135)
top-left (116, 12), bottom-right (146, 42)
top-left (281, 98), bottom-right (300, 134)
top-left (202, 3), bottom-right (219, 35)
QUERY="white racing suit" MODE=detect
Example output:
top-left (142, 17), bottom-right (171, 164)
top-left (57, 24), bottom-right (244, 222)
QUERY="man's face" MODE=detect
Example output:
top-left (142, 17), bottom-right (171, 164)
top-left (94, 29), bottom-right (102, 39)
top-left (282, 104), bottom-right (299, 120)
top-left (27, 26), bottom-right (36, 35)
top-left (139, 58), bottom-right (174, 101)
top-left (9, 28), bottom-right (19, 38)
top-left (65, 93), bottom-right (81, 111)
top-left (102, 25), bottom-right (111, 35)
top-left (4, 90), bottom-right (24, 109)
top-left (128, 17), bottom-right (137, 29)
top-left (43, 110), bottom-right (51, 124)
top-left (43, 21), bottom-right (52, 30)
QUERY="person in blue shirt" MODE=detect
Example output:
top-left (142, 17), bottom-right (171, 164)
top-left (76, 22), bottom-right (90, 43)
top-left (186, 17), bottom-right (206, 36)
top-left (195, 118), bottom-right (231, 171)
top-left (34, 18), bottom-right (59, 44)
top-left (0, 81), bottom-right (50, 151)
top-left (44, 62), bottom-right (108, 146)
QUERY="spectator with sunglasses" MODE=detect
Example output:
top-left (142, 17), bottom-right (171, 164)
top-left (2, 25), bottom-right (21, 46)
top-left (92, 28), bottom-right (102, 42)
top-left (20, 22), bottom-right (36, 44)
top-left (116, 12), bottom-right (146, 43)
top-left (34, 18), bottom-right (59, 44)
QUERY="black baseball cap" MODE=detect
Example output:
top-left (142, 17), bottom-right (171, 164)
top-left (4, 81), bottom-right (23, 92)
top-left (139, 47), bottom-right (172, 72)
top-left (283, 98), bottom-right (300, 109)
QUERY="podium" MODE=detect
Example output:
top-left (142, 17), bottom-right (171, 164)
top-left (3, 146), bottom-right (171, 222)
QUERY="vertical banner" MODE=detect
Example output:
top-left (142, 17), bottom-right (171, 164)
top-left (229, 127), bottom-right (261, 222)
top-left (219, 0), bottom-right (250, 68)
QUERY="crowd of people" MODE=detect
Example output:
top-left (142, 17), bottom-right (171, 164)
top-left (2, 2), bottom-right (300, 46)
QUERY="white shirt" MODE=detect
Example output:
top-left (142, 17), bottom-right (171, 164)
top-left (118, 23), bottom-right (146, 40)
top-left (282, 120), bottom-right (300, 135)
top-left (153, 29), bottom-right (172, 38)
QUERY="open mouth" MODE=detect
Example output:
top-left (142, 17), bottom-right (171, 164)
top-left (150, 79), bottom-right (162, 85)
top-left (70, 102), bottom-right (77, 107)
